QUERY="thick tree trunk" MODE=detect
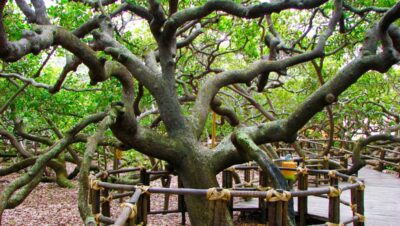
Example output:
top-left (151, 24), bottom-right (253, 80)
top-left (178, 153), bottom-right (233, 226)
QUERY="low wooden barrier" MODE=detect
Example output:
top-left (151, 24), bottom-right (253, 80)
top-left (88, 166), bottom-right (365, 226)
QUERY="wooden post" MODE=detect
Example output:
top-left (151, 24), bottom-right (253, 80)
top-left (161, 175), bottom-right (171, 212)
top-left (100, 172), bottom-right (110, 217)
top-left (178, 176), bottom-right (186, 225)
top-left (268, 201), bottom-right (278, 226)
top-left (267, 190), bottom-right (290, 226)
top-left (244, 168), bottom-right (251, 186)
top-left (222, 169), bottom-right (233, 216)
top-left (297, 170), bottom-right (308, 226)
top-left (351, 187), bottom-right (358, 226)
top-left (259, 170), bottom-right (268, 223)
top-left (92, 189), bottom-right (101, 215)
top-left (356, 183), bottom-right (365, 226)
top-left (101, 187), bottom-right (111, 217)
top-left (328, 171), bottom-right (340, 224)
top-left (378, 149), bottom-right (385, 171)
top-left (137, 168), bottom-right (150, 225)
top-left (207, 188), bottom-right (231, 226)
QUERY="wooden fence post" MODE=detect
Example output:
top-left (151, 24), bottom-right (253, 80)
top-left (266, 189), bottom-right (291, 226)
top-left (259, 170), bottom-right (268, 223)
top-left (356, 182), bottom-right (365, 226)
top-left (328, 171), bottom-right (340, 225)
top-left (297, 168), bottom-right (308, 226)
top-left (222, 169), bottom-right (233, 217)
top-left (206, 188), bottom-right (231, 226)
top-left (100, 172), bottom-right (110, 217)
top-left (178, 176), bottom-right (186, 225)
top-left (137, 168), bottom-right (150, 225)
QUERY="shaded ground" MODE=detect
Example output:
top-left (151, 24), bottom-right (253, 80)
top-left (1, 172), bottom-right (189, 226)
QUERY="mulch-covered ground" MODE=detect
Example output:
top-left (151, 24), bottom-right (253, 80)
top-left (0, 171), bottom-right (190, 225)
top-left (0, 163), bottom-right (264, 226)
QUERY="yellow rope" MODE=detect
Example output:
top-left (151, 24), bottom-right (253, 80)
top-left (95, 213), bottom-right (101, 224)
top-left (357, 181), bottom-right (365, 191)
top-left (243, 181), bottom-right (253, 187)
top-left (328, 186), bottom-right (341, 197)
top-left (328, 170), bottom-right (337, 178)
top-left (89, 178), bottom-right (103, 191)
top-left (296, 167), bottom-right (309, 175)
top-left (355, 213), bottom-right (365, 222)
top-left (120, 202), bottom-right (138, 219)
top-left (350, 203), bottom-right (357, 212)
top-left (136, 185), bottom-right (151, 195)
top-left (265, 189), bottom-right (291, 202)
top-left (206, 188), bottom-right (231, 201)
top-left (325, 222), bottom-right (344, 226)
top-left (348, 176), bottom-right (357, 183)
top-left (256, 186), bottom-right (271, 191)
top-left (100, 195), bottom-right (113, 203)
top-left (225, 167), bottom-right (236, 173)
top-left (323, 156), bottom-right (330, 161)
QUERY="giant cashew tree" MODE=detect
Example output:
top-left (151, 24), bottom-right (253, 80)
top-left (0, 0), bottom-right (400, 225)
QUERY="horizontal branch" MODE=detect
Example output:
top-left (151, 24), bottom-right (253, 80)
top-left (163, 0), bottom-right (328, 38)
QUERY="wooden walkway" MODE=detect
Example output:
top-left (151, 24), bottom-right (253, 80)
top-left (237, 168), bottom-right (400, 225)
top-left (300, 168), bottom-right (400, 226)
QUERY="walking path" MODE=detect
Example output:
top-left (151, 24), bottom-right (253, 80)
top-left (297, 168), bottom-right (400, 226)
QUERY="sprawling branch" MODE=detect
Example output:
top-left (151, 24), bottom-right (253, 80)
top-left (0, 111), bottom-right (107, 216)
top-left (345, 134), bottom-right (400, 175)
top-left (78, 113), bottom-right (116, 225)
top-left (163, 0), bottom-right (328, 39)
top-left (0, 129), bottom-right (31, 158)
top-left (191, 0), bottom-right (343, 138)
top-left (212, 47), bottom-right (399, 172)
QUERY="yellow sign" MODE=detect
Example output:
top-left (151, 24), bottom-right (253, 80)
top-left (115, 149), bottom-right (123, 160)
top-left (281, 161), bottom-right (297, 180)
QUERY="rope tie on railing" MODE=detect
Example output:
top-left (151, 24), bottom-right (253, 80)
top-left (136, 185), bottom-right (151, 194)
top-left (355, 213), bottom-right (365, 222)
top-left (328, 186), bottom-right (341, 197)
top-left (89, 175), bottom-right (103, 191)
top-left (100, 171), bottom-right (109, 179)
top-left (325, 222), bottom-right (344, 226)
top-left (100, 195), bottom-right (113, 203)
top-left (206, 188), bottom-right (231, 201)
top-left (94, 213), bottom-right (101, 224)
top-left (120, 202), bottom-right (138, 219)
top-left (356, 181), bottom-right (365, 191)
top-left (256, 186), bottom-right (271, 191)
top-left (243, 181), bottom-right (253, 187)
top-left (348, 176), bottom-right (357, 183)
top-left (350, 203), bottom-right (357, 212)
top-left (225, 167), bottom-right (236, 173)
top-left (323, 156), bottom-right (330, 161)
top-left (265, 189), bottom-right (291, 202)
top-left (297, 167), bottom-right (309, 175)
top-left (328, 170), bottom-right (337, 178)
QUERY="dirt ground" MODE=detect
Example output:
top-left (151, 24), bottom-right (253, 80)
top-left (0, 171), bottom-right (191, 226)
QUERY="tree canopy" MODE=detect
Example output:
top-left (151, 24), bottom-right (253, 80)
top-left (0, 0), bottom-right (399, 225)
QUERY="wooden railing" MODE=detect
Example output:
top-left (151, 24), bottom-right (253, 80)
top-left (88, 165), bottom-right (365, 226)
